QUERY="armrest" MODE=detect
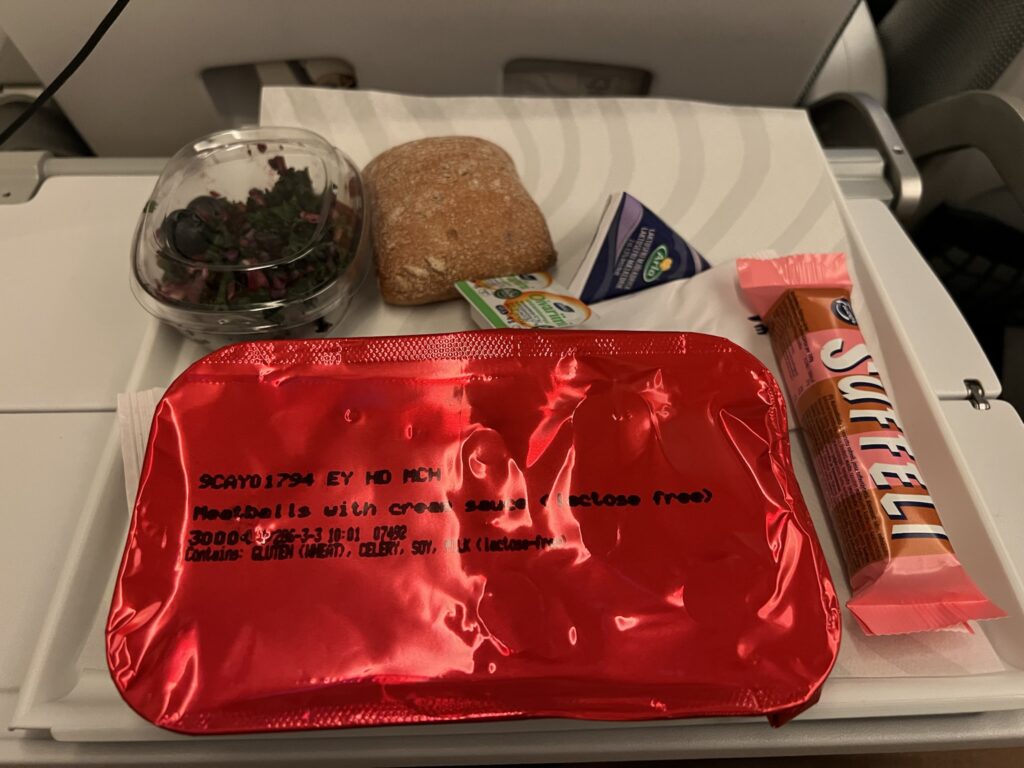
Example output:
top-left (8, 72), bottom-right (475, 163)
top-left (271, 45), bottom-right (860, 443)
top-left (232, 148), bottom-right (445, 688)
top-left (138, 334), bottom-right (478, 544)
top-left (898, 90), bottom-right (1024, 215)
top-left (809, 92), bottom-right (922, 221)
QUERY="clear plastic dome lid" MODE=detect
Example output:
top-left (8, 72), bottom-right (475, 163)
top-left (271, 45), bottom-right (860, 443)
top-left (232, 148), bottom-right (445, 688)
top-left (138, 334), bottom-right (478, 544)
top-left (132, 127), bottom-right (363, 316)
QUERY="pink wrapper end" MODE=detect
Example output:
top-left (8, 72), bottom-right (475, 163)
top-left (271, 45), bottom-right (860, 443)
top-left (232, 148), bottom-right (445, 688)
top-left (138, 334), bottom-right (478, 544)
top-left (848, 553), bottom-right (1006, 636)
top-left (736, 253), bottom-right (852, 316)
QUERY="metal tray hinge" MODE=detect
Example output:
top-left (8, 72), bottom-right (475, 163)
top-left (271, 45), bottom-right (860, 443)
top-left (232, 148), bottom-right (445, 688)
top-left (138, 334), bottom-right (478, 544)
top-left (965, 379), bottom-right (991, 410)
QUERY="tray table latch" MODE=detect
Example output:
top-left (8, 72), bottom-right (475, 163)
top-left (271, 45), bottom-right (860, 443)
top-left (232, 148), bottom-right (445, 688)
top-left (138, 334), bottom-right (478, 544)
top-left (965, 379), bottom-right (991, 410)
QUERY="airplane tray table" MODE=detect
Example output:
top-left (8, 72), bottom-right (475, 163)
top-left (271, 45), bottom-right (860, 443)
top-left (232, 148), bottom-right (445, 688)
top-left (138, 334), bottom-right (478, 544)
top-left (2, 90), bottom-right (1024, 760)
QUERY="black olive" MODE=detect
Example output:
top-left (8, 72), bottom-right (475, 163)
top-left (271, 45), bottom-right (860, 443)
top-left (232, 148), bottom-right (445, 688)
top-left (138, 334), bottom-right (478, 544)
top-left (163, 209), bottom-right (211, 259)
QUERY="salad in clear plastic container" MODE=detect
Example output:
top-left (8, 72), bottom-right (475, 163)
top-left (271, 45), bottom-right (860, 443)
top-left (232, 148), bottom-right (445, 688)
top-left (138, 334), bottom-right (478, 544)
top-left (131, 127), bottom-right (366, 346)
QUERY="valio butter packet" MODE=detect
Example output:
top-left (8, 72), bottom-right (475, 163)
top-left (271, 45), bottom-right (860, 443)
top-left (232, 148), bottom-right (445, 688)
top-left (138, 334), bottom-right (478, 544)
top-left (455, 272), bottom-right (596, 329)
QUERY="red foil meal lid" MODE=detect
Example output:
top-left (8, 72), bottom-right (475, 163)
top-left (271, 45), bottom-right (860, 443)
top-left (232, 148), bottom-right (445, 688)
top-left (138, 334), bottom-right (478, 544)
top-left (107, 331), bottom-right (840, 734)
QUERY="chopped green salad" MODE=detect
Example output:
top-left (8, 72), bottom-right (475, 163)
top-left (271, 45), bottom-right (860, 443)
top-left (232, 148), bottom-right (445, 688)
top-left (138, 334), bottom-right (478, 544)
top-left (153, 154), bottom-right (359, 308)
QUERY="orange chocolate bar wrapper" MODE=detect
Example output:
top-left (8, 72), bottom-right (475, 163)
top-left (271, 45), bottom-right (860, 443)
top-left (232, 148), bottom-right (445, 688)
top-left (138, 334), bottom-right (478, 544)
top-left (738, 253), bottom-right (1003, 635)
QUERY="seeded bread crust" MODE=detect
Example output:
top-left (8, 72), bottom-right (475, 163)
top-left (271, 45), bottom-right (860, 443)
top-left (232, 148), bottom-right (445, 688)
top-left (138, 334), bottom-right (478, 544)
top-left (364, 136), bottom-right (556, 305)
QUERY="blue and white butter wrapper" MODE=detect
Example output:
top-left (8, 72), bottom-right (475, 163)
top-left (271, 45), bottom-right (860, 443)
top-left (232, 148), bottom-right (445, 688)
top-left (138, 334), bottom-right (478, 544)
top-left (569, 192), bottom-right (710, 303)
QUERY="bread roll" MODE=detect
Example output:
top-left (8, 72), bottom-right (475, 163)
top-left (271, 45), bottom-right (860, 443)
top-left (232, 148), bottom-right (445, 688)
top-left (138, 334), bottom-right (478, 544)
top-left (365, 136), bottom-right (556, 305)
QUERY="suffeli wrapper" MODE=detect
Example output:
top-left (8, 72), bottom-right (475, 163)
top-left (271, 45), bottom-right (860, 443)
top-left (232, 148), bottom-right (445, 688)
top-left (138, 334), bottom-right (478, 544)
top-left (737, 253), bottom-right (1004, 635)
